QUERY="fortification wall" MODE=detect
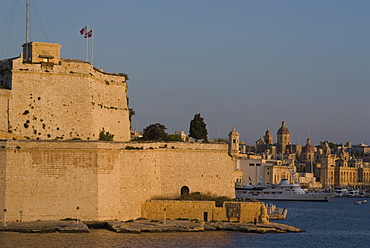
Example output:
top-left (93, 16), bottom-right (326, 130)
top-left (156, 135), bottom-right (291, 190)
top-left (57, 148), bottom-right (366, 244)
top-left (142, 200), bottom-right (267, 223)
top-left (0, 147), bottom-right (5, 214)
top-left (0, 141), bottom-right (234, 222)
top-left (0, 55), bottom-right (130, 141)
top-left (0, 91), bottom-right (10, 132)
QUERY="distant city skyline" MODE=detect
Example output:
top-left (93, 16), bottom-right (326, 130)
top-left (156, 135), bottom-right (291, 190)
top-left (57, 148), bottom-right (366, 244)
top-left (1, 0), bottom-right (369, 145)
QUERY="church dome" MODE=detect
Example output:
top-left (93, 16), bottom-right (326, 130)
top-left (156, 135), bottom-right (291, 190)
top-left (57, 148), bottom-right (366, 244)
top-left (302, 138), bottom-right (315, 152)
top-left (277, 121), bottom-right (290, 134)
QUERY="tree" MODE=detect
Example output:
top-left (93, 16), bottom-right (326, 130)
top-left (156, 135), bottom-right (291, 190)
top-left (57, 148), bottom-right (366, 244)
top-left (142, 123), bottom-right (167, 141)
top-left (99, 129), bottom-right (114, 141)
top-left (189, 113), bottom-right (208, 141)
top-left (165, 134), bottom-right (184, 142)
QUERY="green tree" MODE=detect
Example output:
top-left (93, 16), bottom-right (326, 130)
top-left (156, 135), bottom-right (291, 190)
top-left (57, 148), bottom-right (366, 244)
top-left (142, 123), bottom-right (167, 141)
top-left (189, 113), bottom-right (208, 141)
top-left (165, 134), bottom-right (184, 142)
top-left (99, 129), bottom-right (114, 141)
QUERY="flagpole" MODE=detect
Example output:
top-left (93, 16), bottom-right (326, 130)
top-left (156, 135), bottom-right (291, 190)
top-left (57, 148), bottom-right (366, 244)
top-left (25, 0), bottom-right (29, 61)
top-left (85, 25), bottom-right (88, 62)
top-left (91, 28), bottom-right (94, 66)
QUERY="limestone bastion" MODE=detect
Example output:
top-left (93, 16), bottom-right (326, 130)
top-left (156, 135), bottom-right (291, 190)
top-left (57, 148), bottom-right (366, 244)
top-left (0, 42), bottom-right (238, 222)
top-left (0, 42), bottom-right (130, 141)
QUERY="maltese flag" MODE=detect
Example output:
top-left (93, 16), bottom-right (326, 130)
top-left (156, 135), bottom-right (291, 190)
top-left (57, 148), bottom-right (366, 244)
top-left (80, 26), bottom-right (87, 35)
top-left (84, 30), bottom-right (93, 38)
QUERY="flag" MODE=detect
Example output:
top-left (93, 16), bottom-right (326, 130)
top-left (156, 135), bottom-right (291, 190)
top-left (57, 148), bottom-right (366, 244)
top-left (84, 29), bottom-right (93, 38)
top-left (80, 26), bottom-right (87, 35)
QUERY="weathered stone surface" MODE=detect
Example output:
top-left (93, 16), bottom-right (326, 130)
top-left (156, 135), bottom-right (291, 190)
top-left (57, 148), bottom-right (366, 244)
top-left (106, 220), bottom-right (303, 234)
top-left (0, 220), bottom-right (302, 234)
top-left (106, 220), bottom-right (204, 233)
top-left (0, 140), bottom-right (235, 222)
top-left (0, 220), bottom-right (89, 233)
top-left (204, 221), bottom-right (303, 233)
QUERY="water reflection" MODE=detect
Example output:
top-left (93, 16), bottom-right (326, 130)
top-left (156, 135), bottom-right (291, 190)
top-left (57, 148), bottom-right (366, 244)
top-left (0, 229), bottom-right (238, 248)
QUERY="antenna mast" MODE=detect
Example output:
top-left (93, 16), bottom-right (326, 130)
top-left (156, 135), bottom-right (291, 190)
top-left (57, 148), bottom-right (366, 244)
top-left (25, 0), bottom-right (29, 61)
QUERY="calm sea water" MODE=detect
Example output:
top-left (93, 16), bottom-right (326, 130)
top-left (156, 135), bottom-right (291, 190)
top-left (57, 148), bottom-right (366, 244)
top-left (0, 197), bottom-right (369, 248)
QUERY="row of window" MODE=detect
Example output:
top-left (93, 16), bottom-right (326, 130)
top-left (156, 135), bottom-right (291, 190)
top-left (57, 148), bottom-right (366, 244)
top-left (249, 163), bottom-right (261, 166)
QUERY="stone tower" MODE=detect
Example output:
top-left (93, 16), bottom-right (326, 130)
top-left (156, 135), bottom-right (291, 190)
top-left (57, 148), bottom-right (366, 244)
top-left (228, 126), bottom-right (240, 156)
top-left (301, 138), bottom-right (315, 161)
top-left (276, 121), bottom-right (290, 153)
top-left (263, 129), bottom-right (273, 145)
top-left (319, 141), bottom-right (335, 189)
top-left (0, 42), bottom-right (131, 141)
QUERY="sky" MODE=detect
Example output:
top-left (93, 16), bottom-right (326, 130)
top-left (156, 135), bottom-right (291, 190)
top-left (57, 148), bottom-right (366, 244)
top-left (1, 0), bottom-right (370, 146)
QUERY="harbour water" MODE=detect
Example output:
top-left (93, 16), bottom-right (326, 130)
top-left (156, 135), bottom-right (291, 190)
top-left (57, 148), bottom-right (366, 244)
top-left (0, 197), bottom-right (369, 248)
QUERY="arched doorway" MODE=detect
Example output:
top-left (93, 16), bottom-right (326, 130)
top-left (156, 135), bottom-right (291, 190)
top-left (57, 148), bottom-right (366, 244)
top-left (180, 186), bottom-right (189, 197)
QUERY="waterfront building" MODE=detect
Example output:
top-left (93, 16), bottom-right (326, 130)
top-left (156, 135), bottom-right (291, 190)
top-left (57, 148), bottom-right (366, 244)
top-left (232, 122), bottom-right (370, 191)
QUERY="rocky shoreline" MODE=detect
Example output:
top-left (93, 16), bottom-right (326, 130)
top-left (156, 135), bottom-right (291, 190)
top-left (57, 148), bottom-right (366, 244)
top-left (0, 220), bottom-right (89, 233)
top-left (0, 220), bottom-right (303, 234)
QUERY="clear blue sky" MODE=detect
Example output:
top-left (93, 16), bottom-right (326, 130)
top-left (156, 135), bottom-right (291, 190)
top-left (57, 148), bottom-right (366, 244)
top-left (1, 0), bottom-right (370, 146)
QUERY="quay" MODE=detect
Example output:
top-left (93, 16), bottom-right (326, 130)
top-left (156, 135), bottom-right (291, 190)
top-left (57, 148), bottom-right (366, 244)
top-left (0, 220), bottom-right (303, 234)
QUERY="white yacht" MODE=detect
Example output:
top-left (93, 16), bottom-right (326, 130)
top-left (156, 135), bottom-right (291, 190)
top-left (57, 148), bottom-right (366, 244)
top-left (334, 188), bottom-right (348, 197)
top-left (347, 189), bottom-right (359, 197)
top-left (236, 179), bottom-right (335, 202)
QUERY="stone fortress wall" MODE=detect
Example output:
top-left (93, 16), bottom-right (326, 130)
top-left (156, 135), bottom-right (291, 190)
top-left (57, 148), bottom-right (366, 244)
top-left (0, 41), bottom-right (240, 223)
top-left (0, 42), bottom-right (130, 141)
top-left (0, 140), bottom-right (235, 222)
top-left (142, 200), bottom-right (268, 223)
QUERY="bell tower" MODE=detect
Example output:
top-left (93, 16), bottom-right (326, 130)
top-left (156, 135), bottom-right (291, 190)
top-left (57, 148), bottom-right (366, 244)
top-left (263, 129), bottom-right (273, 144)
top-left (228, 126), bottom-right (240, 156)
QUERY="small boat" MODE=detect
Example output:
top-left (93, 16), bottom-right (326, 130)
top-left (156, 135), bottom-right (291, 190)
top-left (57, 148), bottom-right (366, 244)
top-left (266, 203), bottom-right (288, 220)
top-left (236, 179), bottom-right (335, 202)
top-left (347, 189), bottom-right (359, 197)
top-left (354, 201), bottom-right (362, 205)
top-left (362, 200), bottom-right (367, 204)
top-left (334, 188), bottom-right (348, 197)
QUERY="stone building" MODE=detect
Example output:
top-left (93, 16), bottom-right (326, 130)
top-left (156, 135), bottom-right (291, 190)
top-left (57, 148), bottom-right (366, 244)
top-left (276, 121), bottom-right (290, 154)
top-left (228, 127), bottom-right (298, 187)
top-left (0, 42), bottom-right (236, 223)
top-left (0, 42), bottom-right (130, 141)
top-left (233, 121), bottom-right (370, 191)
top-left (317, 141), bottom-right (370, 190)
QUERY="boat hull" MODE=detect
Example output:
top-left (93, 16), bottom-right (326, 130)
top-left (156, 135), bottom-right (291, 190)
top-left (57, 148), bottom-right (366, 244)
top-left (236, 192), bottom-right (335, 202)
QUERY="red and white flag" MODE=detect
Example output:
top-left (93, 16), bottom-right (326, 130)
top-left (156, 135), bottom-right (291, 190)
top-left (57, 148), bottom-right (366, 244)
top-left (80, 26), bottom-right (87, 35)
top-left (84, 29), bottom-right (93, 38)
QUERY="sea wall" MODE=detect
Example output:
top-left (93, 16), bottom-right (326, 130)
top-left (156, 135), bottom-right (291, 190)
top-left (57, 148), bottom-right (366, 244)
top-left (142, 200), bottom-right (267, 223)
top-left (0, 140), bottom-right (234, 222)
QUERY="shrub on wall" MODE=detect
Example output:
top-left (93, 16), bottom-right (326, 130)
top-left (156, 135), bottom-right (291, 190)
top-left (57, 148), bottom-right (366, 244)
top-left (99, 130), bottom-right (114, 141)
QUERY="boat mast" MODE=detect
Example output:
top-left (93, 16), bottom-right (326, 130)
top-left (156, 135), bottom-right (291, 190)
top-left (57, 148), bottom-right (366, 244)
top-left (25, 0), bottom-right (29, 61)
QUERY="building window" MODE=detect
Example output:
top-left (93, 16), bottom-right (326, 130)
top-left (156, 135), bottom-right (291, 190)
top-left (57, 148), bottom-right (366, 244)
top-left (249, 163), bottom-right (254, 166)
top-left (256, 164), bottom-right (261, 166)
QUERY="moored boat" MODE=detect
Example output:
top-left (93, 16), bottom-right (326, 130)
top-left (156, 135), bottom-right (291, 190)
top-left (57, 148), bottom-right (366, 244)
top-left (334, 188), bottom-right (348, 197)
top-left (236, 179), bottom-right (335, 202)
